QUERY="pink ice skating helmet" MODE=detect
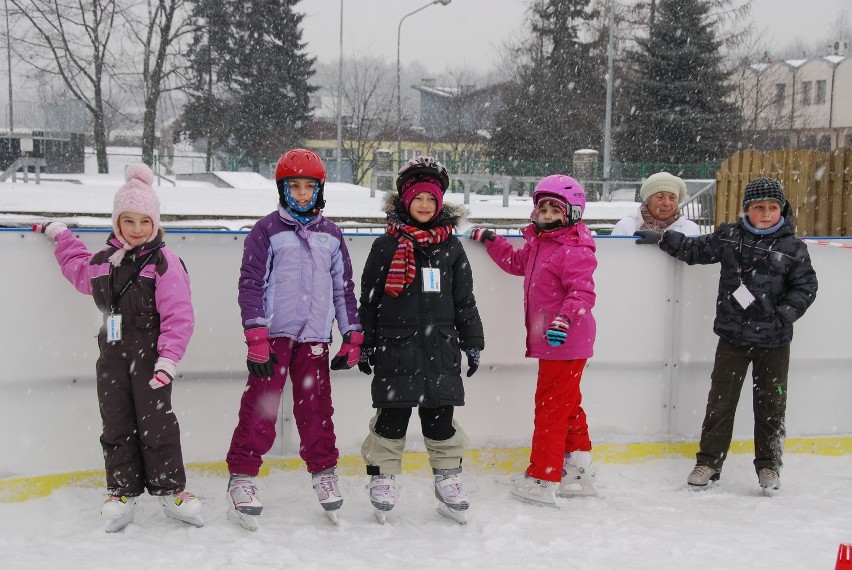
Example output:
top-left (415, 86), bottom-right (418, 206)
top-left (531, 174), bottom-right (586, 226)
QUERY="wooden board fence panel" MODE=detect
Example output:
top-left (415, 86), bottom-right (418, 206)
top-left (715, 149), bottom-right (851, 236)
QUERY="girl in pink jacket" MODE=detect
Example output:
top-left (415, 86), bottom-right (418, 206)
top-left (33, 164), bottom-right (201, 532)
top-left (469, 175), bottom-right (598, 506)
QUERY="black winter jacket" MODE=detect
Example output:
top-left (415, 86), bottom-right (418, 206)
top-left (658, 207), bottom-right (817, 348)
top-left (359, 196), bottom-right (485, 408)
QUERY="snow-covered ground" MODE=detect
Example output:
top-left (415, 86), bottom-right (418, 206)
top-left (2, 454), bottom-right (851, 569)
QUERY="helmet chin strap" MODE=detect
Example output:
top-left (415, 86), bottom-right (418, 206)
top-left (535, 219), bottom-right (566, 231)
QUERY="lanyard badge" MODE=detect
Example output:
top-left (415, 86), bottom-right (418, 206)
top-left (106, 313), bottom-right (123, 342)
top-left (422, 267), bottom-right (440, 293)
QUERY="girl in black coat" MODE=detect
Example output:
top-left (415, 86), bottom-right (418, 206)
top-left (358, 156), bottom-right (484, 523)
top-left (636, 178), bottom-right (817, 494)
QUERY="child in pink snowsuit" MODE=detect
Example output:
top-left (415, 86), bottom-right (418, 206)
top-left (33, 163), bottom-right (201, 532)
top-left (469, 174), bottom-right (598, 506)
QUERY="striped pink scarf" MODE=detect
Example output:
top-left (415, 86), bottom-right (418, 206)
top-left (384, 220), bottom-right (452, 297)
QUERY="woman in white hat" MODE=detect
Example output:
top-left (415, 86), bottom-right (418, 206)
top-left (610, 172), bottom-right (700, 236)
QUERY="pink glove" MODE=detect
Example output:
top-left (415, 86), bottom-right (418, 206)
top-left (330, 331), bottom-right (364, 370)
top-left (33, 221), bottom-right (68, 241)
top-left (245, 327), bottom-right (277, 377)
top-left (150, 357), bottom-right (177, 389)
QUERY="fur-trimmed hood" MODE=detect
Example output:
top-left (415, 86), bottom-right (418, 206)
top-left (383, 191), bottom-right (469, 229)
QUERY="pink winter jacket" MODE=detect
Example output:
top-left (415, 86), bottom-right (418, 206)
top-left (482, 223), bottom-right (597, 360)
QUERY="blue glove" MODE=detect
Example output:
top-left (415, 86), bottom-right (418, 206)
top-left (465, 348), bottom-right (480, 377)
top-left (358, 347), bottom-right (375, 375)
top-left (545, 315), bottom-right (570, 346)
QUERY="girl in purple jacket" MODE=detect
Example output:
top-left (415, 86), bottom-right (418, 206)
top-left (225, 149), bottom-right (362, 529)
top-left (33, 163), bottom-right (201, 532)
top-left (470, 175), bottom-right (598, 506)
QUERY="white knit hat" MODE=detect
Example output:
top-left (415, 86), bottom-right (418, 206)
top-left (640, 172), bottom-right (687, 203)
top-left (109, 163), bottom-right (160, 265)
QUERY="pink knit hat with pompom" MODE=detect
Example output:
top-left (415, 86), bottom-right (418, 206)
top-left (109, 163), bottom-right (160, 265)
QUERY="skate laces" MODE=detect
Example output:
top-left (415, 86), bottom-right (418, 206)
top-left (231, 476), bottom-right (257, 495)
top-left (171, 491), bottom-right (196, 506)
top-left (369, 475), bottom-right (395, 498)
top-left (315, 474), bottom-right (337, 494)
top-left (436, 475), bottom-right (467, 501)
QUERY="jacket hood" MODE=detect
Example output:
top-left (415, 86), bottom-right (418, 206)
top-left (383, 191), bottom-right (469, 229)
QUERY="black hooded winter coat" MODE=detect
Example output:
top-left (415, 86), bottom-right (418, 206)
top-left (658, 205), bottom-right (817, 348)
top-left (359, 195), bottom-right (484, 408)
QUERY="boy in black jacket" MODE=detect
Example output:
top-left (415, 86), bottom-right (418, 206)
top-left (635, 178), bottom-right (817, 494)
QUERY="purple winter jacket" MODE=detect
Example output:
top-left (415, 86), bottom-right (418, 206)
top-left (482, 222), bottom-right (597, 360)
top-left (239, 206), bottom-right (360, 342)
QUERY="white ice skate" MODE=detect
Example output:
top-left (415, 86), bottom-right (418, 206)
top-left (160, 491), bottom-right (204, 527)
top-left (101, 495), bottom-right (138, 533)
top-left (558, 451), bottom-right (599, 498)
top-left (434, 469), bottom-right (469, 525)
top-left (312, 469), bottom-right (343, 525)
top-left (510, 473), bottom-right (559, 508)
top-left (227, 475), bottom-right (262, 531)
top-left (367, 475), bottom-right (396, 525)
top-left (758, 468), bottom-right (780, 497)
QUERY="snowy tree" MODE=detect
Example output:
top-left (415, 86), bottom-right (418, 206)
top-left (180, 0), bottom-right (235, 170)
top-left (616, 0), bottom-right (741, 163)
top-left (9, 0), bottom-right (120, 173)
top-left (227, 0), bottom-right (316, 170)
top-left (490, 0), bottom-right (606, 164)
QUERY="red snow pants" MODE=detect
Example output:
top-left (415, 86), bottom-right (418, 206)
top-left (526, 358), bottom-right (591, 482)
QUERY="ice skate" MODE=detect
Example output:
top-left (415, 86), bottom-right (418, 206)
top-left (312, 468), bottom-right (343, 525)
top-left (160, 491), bottom-right (204, 527)
top-left (758, 468), bottom-right (780, 496)
top-left (434, 468), bottom-right (469, 525)
top-left (687, 464), bottom-right (720, 490)
top-left (227, 474), bottom-right (261, 530)
top-left (558, 451), bottom-right (599, 498)
top-left (510, 473), bottom-right (558, 508)
top-left (367, 475), bottom-right (396, 525)
top-left (101, 494), bottom-right (138, 533)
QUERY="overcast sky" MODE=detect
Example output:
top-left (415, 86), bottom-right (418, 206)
top-left (298, 0), bottom-right (851, 75)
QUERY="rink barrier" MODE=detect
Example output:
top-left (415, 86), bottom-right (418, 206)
top-left (3, 436), bottom-right (851, 503)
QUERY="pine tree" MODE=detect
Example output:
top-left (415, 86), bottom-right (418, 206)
top-left (181, 0), bottom-right (235, 170)
top-left (616, 0), bottom-right (741, 163)
top-left (229, 0), bottom-right (316, 168)
top-left (491, 0), bottom-right (605, 165)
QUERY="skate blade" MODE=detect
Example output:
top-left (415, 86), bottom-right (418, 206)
top-left (103, 511), bottom-right (135, 533)
top-left (227, 508), bottom-right (259, 531)
top-left (437, 503), bottom-right (468, 525)
top-left (510, 491), bottom-right (559, 509)
top-left (557, 485), bottom-right (600, 499)
top-left (164, 510), bottom-right (205, 528)
top-left (761, 486), bottom-right (780, 497)
top-left (373, 509), bottom-right (387, 525)
top-left (325, 510), bottom-right (340, 525)
top-left (686, 481), bottom-right (718, 492)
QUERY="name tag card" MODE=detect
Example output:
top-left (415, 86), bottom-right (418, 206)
top-left (732, 284), bottom-right (755, 309)
top-left (422, 268), bottom-right (440, 293)
top-left (106, 314), bottom-right (123, 342)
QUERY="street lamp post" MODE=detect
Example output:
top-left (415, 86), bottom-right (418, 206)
top-left (396, 0), bottom-right (451, 169)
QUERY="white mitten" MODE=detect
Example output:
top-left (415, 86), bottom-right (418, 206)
top-left (150, 357), bottom-right (177, 389)
top-left (32, 222), bottom-right (68, 241)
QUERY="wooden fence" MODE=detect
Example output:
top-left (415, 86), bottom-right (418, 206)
top-left (715, 148), bottom-right (851, 236)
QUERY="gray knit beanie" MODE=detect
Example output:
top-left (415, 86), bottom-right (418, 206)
top-left (743, 178), bottom-right (785, 210)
